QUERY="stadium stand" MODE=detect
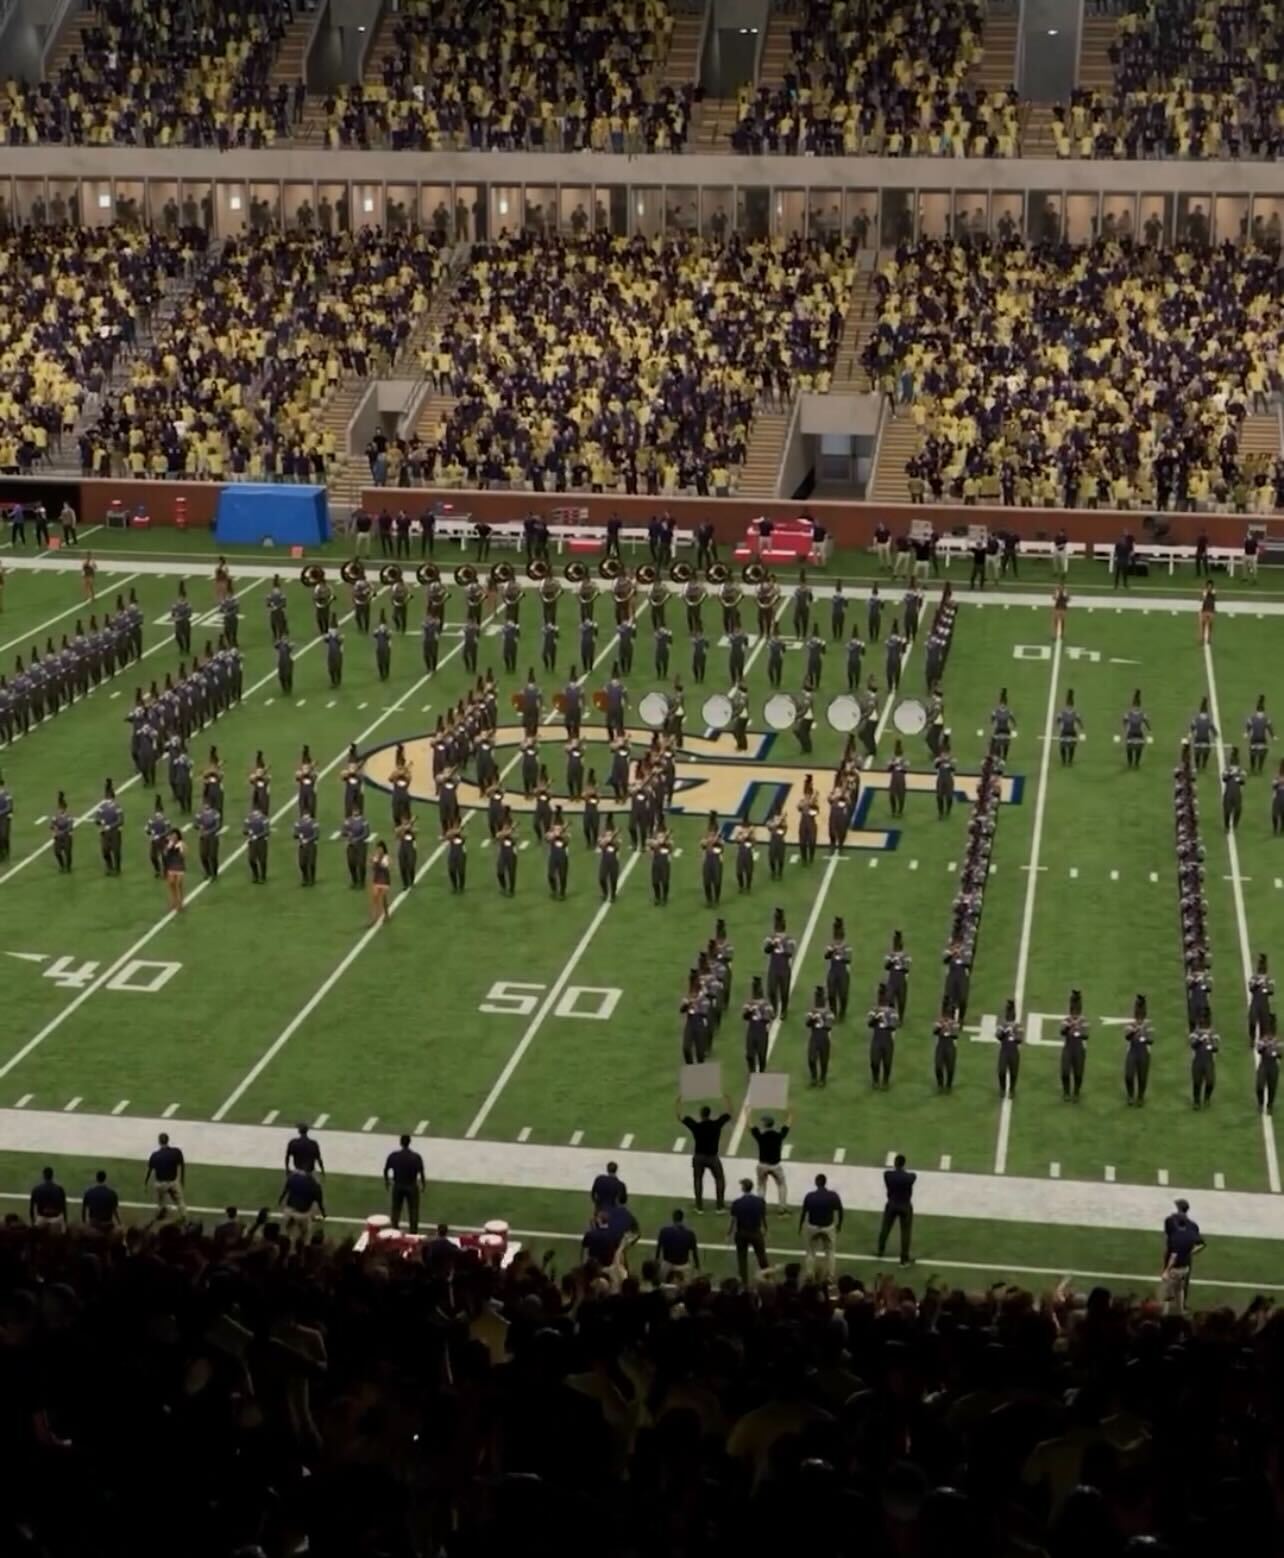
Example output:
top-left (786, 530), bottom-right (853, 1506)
top-left (0, 224), bottom-right (189, 474)
top-left (729, 0), bottom-right (1020, 157)
top-left (389, 231), bottom-right (854, 498)
top-left (1046, 0), bottom-right (1284, 160)
top-left (864, 238), bottom-right (1284, 509)
top-left (74, 228), bottom-right (445, 484)
top-left (1, 1216), bottom-right (1280, 1558)
top-left (315, 0), bottom-right (694, 153)
top-left (5, 0), bottom-right (292, 148)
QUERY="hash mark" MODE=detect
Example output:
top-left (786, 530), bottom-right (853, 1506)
top-left (833, 1147), bottom-right (846, 1163)
top-left (884, 1150), bottom-right (896, 1168)
top-left (1157, 1169), bottom-right (1169, 1186)
top-left (313, 1113), bottom-right (329, 1128)
top-left (162, 1102), bottom-right (179, 1118)
top-left (1105, 1165), bottom-right (1116, 1182)
top-left (672, 1137), bottom-right (686, 1153)
top-left (414, 1120), bottom-right (429, 1136)
top-left (619, 1132), bottom-right (634, 1149)
top-left (517, 1126), bottom-right (531, 1142)
top-left (1213, 1171), bottom-right (1226, 1190)
top-left (111, 1099), bottom-right (129, 1115)
top-left (261, 1109), bottom-right (278, 1125)
top-left (63, 1097), bottom-right (81, 1112)
top-left (15, 1094), bottom-right (32, 1108)
top-left (1050, 1162), bottom-right (1061, 1178)
top-left (939, 1154), bottom-right (952, 1171)
top-left (361, 1116), bottom-right (378, 1132)
top-left (570, 1129), bottom-right (584, 1146)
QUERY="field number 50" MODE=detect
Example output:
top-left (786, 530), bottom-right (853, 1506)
top-left (479, 980), bottom-right (622, 1021)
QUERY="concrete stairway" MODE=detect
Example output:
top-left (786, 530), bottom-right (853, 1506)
top-left (756, 10), bottom-right (797, 91)
top-left (269, 12), bottom-right (314, 88)
top-left (832, 270), bottom-right (876, 391)
top-left (1078, 17), bottom-right (1116, 93)
top-left (692, 96), bottom-right (739, 148)
top-left (662, 8), bottom-right (704, 90)
top-left (1022, 103), bottom-right (1059, 156)
top-left (1241, 412), bottom-right (1282, 461)
top-left (736, 408), bottom-right (789, 498)
top-left (869, 414), bottom-right (920, 503)
top-left (967, 8), bottom-right (1019, 94)
top-left (44, 7), bottom-right (93, 77)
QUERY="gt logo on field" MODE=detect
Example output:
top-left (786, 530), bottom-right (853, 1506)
top-left (1013, 645), bottom-right (1101, 662)
top-left (35, 956), bottom-right (182, 993)
top-left (479, 980), bottom-right (622, 1021)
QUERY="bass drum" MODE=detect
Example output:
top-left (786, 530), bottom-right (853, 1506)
top-left (639, 691), bottom-right (671, 729)
top-left (764, 692), bottom-right (799, 731)
top-left (892, 698), bottom-right (928, 736)
top-left (701, 692), bottom-right (734, 731)
top-left (826, 693), bottom-right (861, 733)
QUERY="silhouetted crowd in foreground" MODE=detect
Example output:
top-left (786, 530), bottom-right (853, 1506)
top-left (2, 1213), bottom-right (1282, 1558)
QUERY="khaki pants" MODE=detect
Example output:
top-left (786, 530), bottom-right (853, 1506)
top-left (804, 1223), bottom-right (836, 1280)
top-left (1053, 550), bottom-right (1069, 576)
top-left (154, 1180), bottom-right (185, 1215)
top-left (756, 1163), bottom-right (788, 1207)
top-left (35, 1213), bottom-right (66, 1233)
top-left (283, 1209), bottom-right (319, 1245)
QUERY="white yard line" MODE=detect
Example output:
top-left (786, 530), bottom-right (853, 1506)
top-left (5, 1106), bottom-right (1284, 1244)
top-left (995, 633), bottom-right (1063, 1176)
top-left (727, 635), bottom-right (912, 1156)
top-left (213, 617), bottom-right (625, 1124)
top-left (0, 572), bottom-right (142, 660)
top-left (0, 606), bottom-right (488, 1086)
top-left (1203, 638), bottom-right (1282, 1194)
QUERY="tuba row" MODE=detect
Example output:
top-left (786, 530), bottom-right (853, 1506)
top-left (308, 553), bottom-right (768, 594)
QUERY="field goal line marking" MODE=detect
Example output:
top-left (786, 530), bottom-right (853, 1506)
top-left (0, 601), bottom-right (497, 1089)
top-left (1203, 637), bottom-right (1281, 1194)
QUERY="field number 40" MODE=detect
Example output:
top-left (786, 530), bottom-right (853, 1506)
top-left (480, 980), bottom-right (622, 1021)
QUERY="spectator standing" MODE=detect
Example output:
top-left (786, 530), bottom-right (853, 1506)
top-left (81, 1170), bottom-right (120, 1230)
top-left (728, 1177), bottom-right (769, 1284)
top-left (655, 1208), bottom-right (699, 1280)
top-left (29, 1166), bottom-right (67, 1230)
top-left (144, 1131), bottom-right (185, 1220)
top-left (384, 1132), bottom-right (426, 1232)
top-left (677, 1094), bottom-right (732, 1212)
top-left (799, 1172), bottom-right (844, 1279)
top-left (877, 1153), bottom-right (916, 1265)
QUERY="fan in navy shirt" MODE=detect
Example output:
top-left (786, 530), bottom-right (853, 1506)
top-left (655, 1208), bottom-right (699, 1275)
top-left (590, 1161), bottom-right (626, 1210)
top-left (81, 1170), bottom-right (120, 1228)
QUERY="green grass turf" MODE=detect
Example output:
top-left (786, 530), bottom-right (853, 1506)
top-left (1, 546), bottom-right (1283, 1281)
top-left (0, 1148), bottom-right (1278, 1308)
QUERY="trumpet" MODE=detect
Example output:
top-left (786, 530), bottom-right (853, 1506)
top-left (565, 560), bottom-right (590, 583)
top-left (743, 562), bottom-right (767, 585)
top-left (669, 560), bottom-right (694, 583)
top-left (340, 558), bottom-right (366, 584)
top-left (300, 564), bottom-right (326, 587)
top-left (599, 557), bottom-right (623, 580)
top-left (416, 562), bottom-right (440, 585)
top-left (527, 559), bottom-right (551, 581)
top-left (490, 561), bottom-right (517, 587)
top-left (706, 562), bottom-right (731, 584)
top-left (454, 563), bottom-right (479, 586)
top-left (379, 564), bottom-right (403, 586)
top-left (636, 563), bottom-right (658, 585)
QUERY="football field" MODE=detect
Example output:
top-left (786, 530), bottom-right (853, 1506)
top-left (2, 530), bottom-right (1284, 1298)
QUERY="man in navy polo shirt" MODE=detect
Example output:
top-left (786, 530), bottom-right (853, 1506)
top-left (655, 1208), bottom-right (699, 1280)
top-left (728, 1178), bottom-right (769, 1285)
top-left (800, 1172), bottom-right (844, 1280)
top-left (81, 1170), bottom-right (120, 1231)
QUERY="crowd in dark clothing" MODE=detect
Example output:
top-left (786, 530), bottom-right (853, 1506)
top-left (865, 236), bottom-right (1284, 510)
top-left (322, 0), bottom-right (692, 153)
top-left (0, 0), bottom-right (297, 149)
top-left (2, 1213), bottom-right (1283, 1558)
top-left (731, 0), bottom-right (1019, 157)
top-left (1051, 0), bottom-right (1284, 160)
top-left (78, 227), bottom-right (445, 482)
top-left (418, 231), bottom-right (854, 496)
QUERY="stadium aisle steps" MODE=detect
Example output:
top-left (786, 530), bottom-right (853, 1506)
top-left (966, 10), bottom-right (1018, 94)
top-left (662, 10), bottom-right (704, 91)
top-left (1241, 412), bottom-right (1282, 460)
top-left (832, 269), bottom-right (876, 391)
top-left (692, 96), bottom-right (738, 148)
top-left (45, 9), bottom-right (92, 77)
top-left (268, 12), bottom-right (314, 91)
top-left (756, 10), bottom-right (797, 91)
top-left (737, 408), bottom-right (790, 498)
top-left (1022, 103), bottom-right (1058, 155)
top-left (870, 413), bottom-right (919, 503)
top-left (1078, 17), bottom-right (1115, 93)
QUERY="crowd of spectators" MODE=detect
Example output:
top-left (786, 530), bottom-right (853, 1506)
top-left (319, 0), bottom-right (693, 153)
top-left (731, 0), bottom-right (1019, 157)
top-left (0, 0), bottom-right (297, 150)
top-left (0, 223), bottom-right (188, 475)
top-left (409, 231), bottom-right (854, 496)
top-left (1052, 0), bottom-right (1284, 159)
top-left (77, 228), bottom-right (444, 483)
top-left (2, 1212), bottom-right (1283, 1558)
top-left (866, 236), bottom-right (1284, 511)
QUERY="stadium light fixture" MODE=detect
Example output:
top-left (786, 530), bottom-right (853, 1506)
top-left (1048, 27), bottom-right (1058, 34)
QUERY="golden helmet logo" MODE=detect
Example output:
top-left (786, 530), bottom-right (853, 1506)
top-left (360, 726), bottom-right (1024, 850)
